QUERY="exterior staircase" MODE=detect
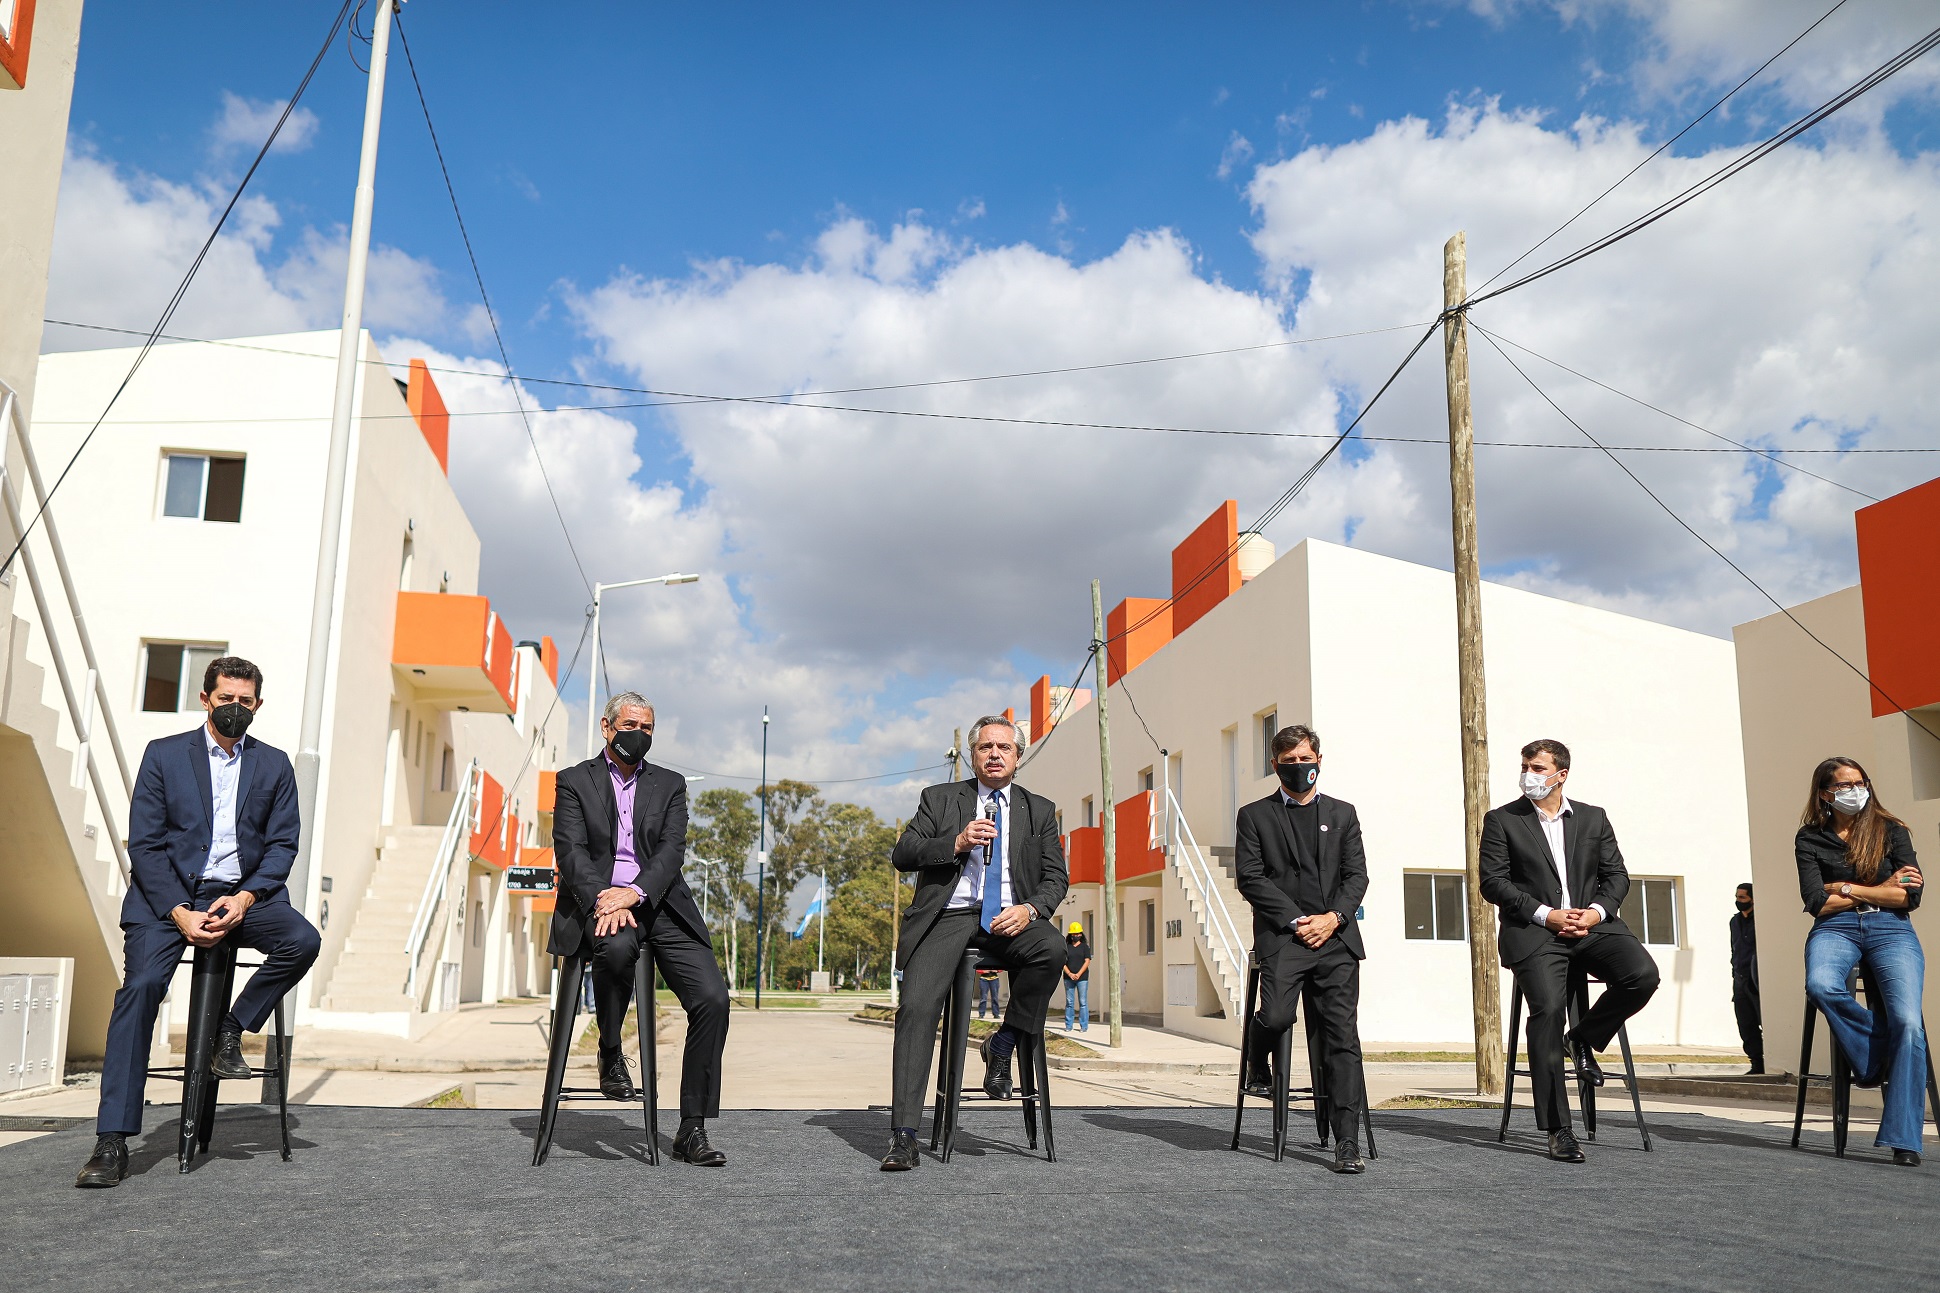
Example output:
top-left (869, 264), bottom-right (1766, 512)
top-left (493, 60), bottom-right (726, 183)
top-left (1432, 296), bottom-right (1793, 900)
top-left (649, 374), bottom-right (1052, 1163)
top-left (1164, 794), bottom-right (1249, 1023)
top-left (317, 825), bottom-right (449, 1015)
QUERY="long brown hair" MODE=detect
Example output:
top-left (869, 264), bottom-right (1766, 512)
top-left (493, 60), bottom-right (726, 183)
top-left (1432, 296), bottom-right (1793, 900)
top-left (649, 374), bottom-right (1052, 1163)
top-left (1799, 756), bottom-right (1904, 882)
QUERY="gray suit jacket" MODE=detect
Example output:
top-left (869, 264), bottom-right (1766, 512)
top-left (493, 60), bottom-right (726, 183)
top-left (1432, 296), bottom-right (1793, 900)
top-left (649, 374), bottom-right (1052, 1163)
top-left (890, 779), bottom-right (1068, 966)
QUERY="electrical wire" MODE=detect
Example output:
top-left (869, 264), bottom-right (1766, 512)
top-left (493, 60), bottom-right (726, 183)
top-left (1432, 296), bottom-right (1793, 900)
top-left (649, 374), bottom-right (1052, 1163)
top-left (465, 606), bottom-right (594, 855)
top-left (0, 0), bottom-right (358, 579)
top-left (394, 15), bottom-right (595, 598)
top-left (1016, 642), bottom-right (1101, 774)
top-left (657, 759), bottom-right (951, 786)
top-left (1474, 328), bottom-right (1940, 746)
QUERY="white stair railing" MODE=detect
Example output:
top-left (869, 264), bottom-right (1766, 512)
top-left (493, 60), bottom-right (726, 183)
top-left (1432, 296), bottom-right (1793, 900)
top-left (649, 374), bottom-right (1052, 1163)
top-left (404, 759), bottom-right (480, 1000)
top-left (1164, 787), bottom-right (1247, 1017)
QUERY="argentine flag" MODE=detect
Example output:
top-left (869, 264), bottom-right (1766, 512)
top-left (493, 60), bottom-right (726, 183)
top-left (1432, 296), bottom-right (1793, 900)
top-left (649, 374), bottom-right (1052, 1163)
top-left (793, 881), bottom-right (827, 938)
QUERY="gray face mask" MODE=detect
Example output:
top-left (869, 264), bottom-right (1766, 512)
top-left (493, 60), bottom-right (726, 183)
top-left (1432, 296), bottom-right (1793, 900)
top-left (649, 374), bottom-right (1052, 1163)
top-left (1830, 784), bottom-right (1870, 816)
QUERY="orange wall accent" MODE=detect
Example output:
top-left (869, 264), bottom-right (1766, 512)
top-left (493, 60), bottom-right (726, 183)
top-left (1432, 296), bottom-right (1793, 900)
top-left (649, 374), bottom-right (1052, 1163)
top-left (394, 592), bottom-right (490, 667)
top-left (470, 772), bottom-right (506, 866)
top-left (1857, 475), bottom-right (1940, 717)
top-left (1171, 500), bottom-right (1242, 636)
top-left (1115, 791), bottom-right (1163, 880)
top-left (540, 635), bottom-right (559, 685)
top-left (407, 359), bottom-right (450, 474)
top-left (485, 612), bottom-right (515, 710)
top-left (1030, 676), bottom-right (1053, 742)
top-left (1067, 826), bottom-right (1104, 886)
top-left (1106, 597), bottom-right (1172, 684)
top-left (0, 0), bottom-right (37, 89)
top-left (537, 769), bottom-right (556, 814)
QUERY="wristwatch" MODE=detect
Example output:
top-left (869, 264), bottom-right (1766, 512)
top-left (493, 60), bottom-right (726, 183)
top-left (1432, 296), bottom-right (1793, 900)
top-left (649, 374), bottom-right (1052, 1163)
top-left (1840, 883), bottom-right (1853, 898)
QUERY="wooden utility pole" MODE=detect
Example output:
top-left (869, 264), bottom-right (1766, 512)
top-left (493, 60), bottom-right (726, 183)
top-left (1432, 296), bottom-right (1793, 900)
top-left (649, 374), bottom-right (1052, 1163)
top-left (1443, 232), bottom-right (1504, 1096)
top-left (948, 727), bottom-right (962, 783)
top-left (1092, 580), bottom-right (1123, 1049)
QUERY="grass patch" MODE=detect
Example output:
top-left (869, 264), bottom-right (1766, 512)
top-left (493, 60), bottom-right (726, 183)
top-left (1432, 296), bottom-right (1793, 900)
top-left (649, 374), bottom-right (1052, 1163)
top-left (1375, 1095), bottom-right (1498, 1110)
top-left (418, 1084), bottom-right (473, 1109)
top-left (1366, 1050), bottom-right (1740, 1066)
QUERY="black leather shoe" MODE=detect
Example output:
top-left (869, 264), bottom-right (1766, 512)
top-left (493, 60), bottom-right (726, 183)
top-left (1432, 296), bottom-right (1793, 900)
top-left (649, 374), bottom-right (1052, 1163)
top-left (1242, 1070), bottom-right (1273, 1099)
top-left (1330, 1139), bottom-right (1366, 1174)
top-left (211, 1027), bottom-right (253, 1080)
top-left (1547, 1128), bottom-right (1586, 1163)
top-left (599, 1051), bottom-right (634, 1101)
top-left (1566, 1031), bottom-right (1605, 1087)
top-left (75, 1134), bottom-right (128, 1188)
top-left (672, 1123), bottom-right (726, 1166)
top-left (980, 1034), bottom-right (1014, 1101)
top-left (1893, 1150), bottom-right (1922, 1167)
top-left (880, 1129), bottom-right (921, 1171)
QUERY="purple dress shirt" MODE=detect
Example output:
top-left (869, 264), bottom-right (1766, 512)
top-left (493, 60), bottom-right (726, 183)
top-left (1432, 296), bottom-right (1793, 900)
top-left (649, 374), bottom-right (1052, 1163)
top-left (605, 749), bottom-right (644, 900)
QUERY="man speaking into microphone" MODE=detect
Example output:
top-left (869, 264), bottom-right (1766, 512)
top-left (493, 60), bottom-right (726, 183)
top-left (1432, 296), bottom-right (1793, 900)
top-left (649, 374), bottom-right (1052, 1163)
top-left (880, 715), bottom-right (1068, 1170)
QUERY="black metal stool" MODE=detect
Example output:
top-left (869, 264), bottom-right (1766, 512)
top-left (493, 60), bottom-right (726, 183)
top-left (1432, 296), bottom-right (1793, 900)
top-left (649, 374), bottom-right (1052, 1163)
top-left (930, 950), bottom-right (1055, 1162)
top-left (1790, 974), bottom-right (1939, 1157)
top-left (532, 947), bottom-right (660, 1165)
top-left (146, 943), bottom-right (291, 1172)
top-left (1498, 972), bottom-right (1651, 1150)
top-left (1230, 958), bottom-right (1378, 1161)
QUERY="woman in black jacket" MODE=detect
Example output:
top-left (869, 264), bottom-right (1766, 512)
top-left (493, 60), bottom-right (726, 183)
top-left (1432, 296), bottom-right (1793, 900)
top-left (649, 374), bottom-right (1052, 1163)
top-left (1797, 756), bottom-right (1926, 1165)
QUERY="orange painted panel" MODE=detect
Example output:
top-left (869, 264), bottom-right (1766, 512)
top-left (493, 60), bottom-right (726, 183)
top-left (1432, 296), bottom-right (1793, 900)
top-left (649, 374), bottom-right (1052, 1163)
top-left (1030, 676), bottom-right (1053, 741)
top-left (0, 0), bottom-right (37, 90)
top-left (407, 359), bottom-right (450, 474)
top-left (540, 635), bottom-right (559, 686)
top-left (1106, 598), bottom-right (1172, 684)
top-left (394, 592), bottom-right (490, 668)
top-left (1067, 826), bottom-right (1104, 886)
top-left (470, 772), bottom-right (506, 866)
top-left (537, 769), bottom-right (557, 814)
top-left (1170, 500), bottom-right (1241, 636)
top-left (485, 612), bottom-right (515, 710)
top-left (1115, 791), bottom-right (1163, 880)
top-left (1857, 475), bottom-right (1940, 716)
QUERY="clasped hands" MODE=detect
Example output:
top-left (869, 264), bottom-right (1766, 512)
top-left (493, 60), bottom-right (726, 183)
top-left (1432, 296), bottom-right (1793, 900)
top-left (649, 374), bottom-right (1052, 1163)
top-left (1543, 906), bottom-right (1603, 939)
top-left (951, 818), bottom-right (1034, 936)
top-left (594, 885), bottom-right (643, 937)
top-left (1292, 911), bottom-right (1342, 948)
top-left (171, 891), bottom-right (256, 947)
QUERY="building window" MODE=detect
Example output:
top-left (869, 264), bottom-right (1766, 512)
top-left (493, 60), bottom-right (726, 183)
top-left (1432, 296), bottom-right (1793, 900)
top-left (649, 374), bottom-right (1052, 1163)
top-left (440, 746), bottom-right (453, 792)
top-left (162, 454), bottom-right (246, 523)
top-left (1140, 899), bottom-right (1156, 954)
top-left (140, 642), bottom-right (227, 712)
top-left (1082, 795), bottom-right (1094, 828)
top-left (1258, 709), bottom-right (1278, 776)
top-left (1621, 878), bottom-right (1680, 945)
top-left (1403, 872), bottom-right (1468, 941)
top-left (1138, 767), bottom-right (1153, 793)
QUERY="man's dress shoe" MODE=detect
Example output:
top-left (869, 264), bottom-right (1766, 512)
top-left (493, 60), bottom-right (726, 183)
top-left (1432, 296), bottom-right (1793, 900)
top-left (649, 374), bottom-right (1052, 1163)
top-left (980, 1034), bottom-right (1013, 1100)
top-left (1547, 1129), bottom-right (1586, 1163)
top-left (1566, 1031), bottom-right (1605, 1087)
top-left (1331, 1139), bottom-right (1366, 1174)
top-left (211, 1027), bottom-right (253, 1080)
top-left (1893, 1150), bottom-right (1923, 1167)
top-left (1241, 1062), bottom-right (1273, 1099)
top-left (75, 1134), bottom-right (128, 1189)
top-left (672, 1124), bottom-right (726, 1166)
top-left (599, 1052), bottom-right (634, 1101)
top-left (880, 1129), bottom-right (921, 1171)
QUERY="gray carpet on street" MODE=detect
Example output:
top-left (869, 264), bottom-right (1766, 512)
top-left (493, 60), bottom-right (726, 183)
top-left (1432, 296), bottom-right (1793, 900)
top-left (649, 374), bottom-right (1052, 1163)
top-left (2, 1102), bottom-right (1934, 1291)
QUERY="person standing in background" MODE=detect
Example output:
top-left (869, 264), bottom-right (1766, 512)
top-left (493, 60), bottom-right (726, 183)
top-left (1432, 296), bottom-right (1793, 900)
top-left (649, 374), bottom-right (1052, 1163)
top-left (1730, 882), bottom-right (1762, 1075)
top-left (975, 966), bottom-right (1001, 1019)
top-left (1063, 922), bottom-right (1092, 1032)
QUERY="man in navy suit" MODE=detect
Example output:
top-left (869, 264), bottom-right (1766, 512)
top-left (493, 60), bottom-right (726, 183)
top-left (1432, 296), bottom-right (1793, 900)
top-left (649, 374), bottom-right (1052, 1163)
top-left (77, 656), bottom-right (319, 1188)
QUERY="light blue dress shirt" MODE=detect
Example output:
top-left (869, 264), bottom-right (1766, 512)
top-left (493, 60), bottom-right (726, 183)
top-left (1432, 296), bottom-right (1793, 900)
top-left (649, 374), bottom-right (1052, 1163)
top-left (947, 784), bottom-right (1012, 911)
top-left (203, 728), bottom-right (244, 884)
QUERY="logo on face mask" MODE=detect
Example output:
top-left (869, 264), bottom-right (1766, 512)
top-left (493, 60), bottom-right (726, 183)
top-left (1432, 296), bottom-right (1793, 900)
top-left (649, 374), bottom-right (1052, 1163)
top-left (210, 702), bottom-right (254, 740)
top-left (609, 727), bottom-right (653, 765)
top-left (1276, 762), bottom-right (1319, 797)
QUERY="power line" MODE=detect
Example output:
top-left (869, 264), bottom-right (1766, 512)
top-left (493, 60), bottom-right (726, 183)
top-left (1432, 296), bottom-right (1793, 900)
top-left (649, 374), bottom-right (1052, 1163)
top-left (1, 0), bottom-right (358, 578)
top-left (1475, 328), bottom-right (1940, 746)
top-left (1471, 20), bottom-right (1940, 309)
top-left (393, 15), bottom-right (594, 598)
top-left (1017, 642), bottom-right (1100, 774)
top-left (1474, 0), bottom-right (1852, 295)
top-left (658, 759), bottom-right (950, 786)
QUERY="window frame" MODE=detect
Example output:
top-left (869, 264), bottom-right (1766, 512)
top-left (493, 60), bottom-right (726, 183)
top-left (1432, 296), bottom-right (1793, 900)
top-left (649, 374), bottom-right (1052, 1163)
top-left (1257, 708), bottom-right (1278, 777)
top-left (1402, 870), bottom-right (1469, 942)
top-left (139, 640), bottom-right (229, 713)
top-left (1620, 877), bottom-right (1681, 946)
top-left (159, 451), bottom-right (247, 523)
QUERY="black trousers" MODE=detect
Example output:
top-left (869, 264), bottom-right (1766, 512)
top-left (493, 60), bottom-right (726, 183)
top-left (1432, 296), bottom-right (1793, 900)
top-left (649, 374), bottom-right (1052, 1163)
top-left (1251, 937), bottom-right (1365, 1144)
top-left (1733, 973), bottom-right (1763, 1068)
top-left (1512, 925), bottom-right (1661, 1130)
top-left (588, 903), bottom-right (730, 1120)
top-left (890, 909), bottom-right (1064, 1128)
top-left (97, 880), bottom-right (320, 1136)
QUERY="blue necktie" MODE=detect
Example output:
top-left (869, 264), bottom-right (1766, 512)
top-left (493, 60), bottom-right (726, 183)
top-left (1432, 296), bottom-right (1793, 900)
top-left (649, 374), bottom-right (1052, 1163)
top-left (981, 790), bottom-right (1005, 931)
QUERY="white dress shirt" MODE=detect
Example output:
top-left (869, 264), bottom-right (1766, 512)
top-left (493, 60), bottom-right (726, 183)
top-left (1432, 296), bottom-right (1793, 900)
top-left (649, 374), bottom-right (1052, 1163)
top-left (203, 728), bottom-right (244, 884)
top-left (947, 782), bottom-right (1013, 912)
top-left (1529, 797), bottom-right (1606, 927)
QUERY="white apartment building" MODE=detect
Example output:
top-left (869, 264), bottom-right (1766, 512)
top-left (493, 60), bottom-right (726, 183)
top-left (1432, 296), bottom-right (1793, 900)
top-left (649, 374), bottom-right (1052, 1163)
top-left (1017, 502), bottom-right (1752, 1050)
top-left (30, 329), bottom-right (569, 1041)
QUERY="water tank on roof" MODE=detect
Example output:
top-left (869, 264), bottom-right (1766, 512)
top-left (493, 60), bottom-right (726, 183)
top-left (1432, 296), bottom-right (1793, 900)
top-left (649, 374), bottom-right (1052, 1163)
top-left (1237, 531), bottom-right (1275, 582)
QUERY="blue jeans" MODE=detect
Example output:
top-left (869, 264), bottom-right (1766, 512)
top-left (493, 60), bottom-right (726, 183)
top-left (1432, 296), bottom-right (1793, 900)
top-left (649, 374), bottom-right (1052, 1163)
top-left (1064, 979), bottom-right (1089, 1031)
top-left (1805, 911), bottom-right (1928, 1152)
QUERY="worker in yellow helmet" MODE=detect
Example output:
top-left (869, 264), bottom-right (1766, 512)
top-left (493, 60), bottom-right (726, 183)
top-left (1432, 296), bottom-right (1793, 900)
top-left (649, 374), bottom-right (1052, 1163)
top-left (1062, 921), bottom-right (1092, 1032)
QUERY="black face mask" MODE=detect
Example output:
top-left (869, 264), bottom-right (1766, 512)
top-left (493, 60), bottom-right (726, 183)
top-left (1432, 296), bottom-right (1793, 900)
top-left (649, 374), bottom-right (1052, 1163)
top-left (1275, 761), bottom-right (1319, 797)
top-left (210, 702), bottom-right (254, 740)
top-left (609, 727), bottom-right (652, 765)
top-left (1735, 900), bottom-right (1753, 914)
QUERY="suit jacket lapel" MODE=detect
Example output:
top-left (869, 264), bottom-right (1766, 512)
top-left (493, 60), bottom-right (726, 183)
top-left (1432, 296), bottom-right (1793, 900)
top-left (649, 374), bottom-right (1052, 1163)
top-left (1564, 805), bottom-right (1589, 903)
top-left (1318, 796), bottom-right (1339, 894)
top-left (1006, 784), bottom-right (1028, 895)
top-left (1267, 795), bottom-right (1301, 878)
top-left (234, 733), bottom-right (257, 811)
top-left (590, 759), bottom-right (618, 856)
top-left (187, 728), bottom-right (214, 831)
top-left (634, 765), bottom-right (657, 858)
top-left (1513, 807), bottom-right (1562, 905)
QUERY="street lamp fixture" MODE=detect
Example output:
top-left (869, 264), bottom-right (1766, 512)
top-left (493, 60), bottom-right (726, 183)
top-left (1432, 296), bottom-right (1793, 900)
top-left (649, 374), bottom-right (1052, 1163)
top-left (586, 573), bottom-right (701, 759)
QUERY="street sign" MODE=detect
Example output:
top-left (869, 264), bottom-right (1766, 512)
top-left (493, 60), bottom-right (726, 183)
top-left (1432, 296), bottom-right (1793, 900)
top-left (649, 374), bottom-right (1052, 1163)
top-left (506, 866), bottom-right (555, 893)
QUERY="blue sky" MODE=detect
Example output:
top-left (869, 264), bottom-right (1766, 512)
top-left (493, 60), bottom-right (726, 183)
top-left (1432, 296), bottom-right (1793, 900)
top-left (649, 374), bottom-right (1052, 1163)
top-left (44, 1), bottom-right (1940, 796)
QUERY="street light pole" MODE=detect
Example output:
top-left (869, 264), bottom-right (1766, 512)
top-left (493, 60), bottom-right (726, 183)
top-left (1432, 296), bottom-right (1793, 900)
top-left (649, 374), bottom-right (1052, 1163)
top-left (584, 573), bottom-right (699, 759)
top-left (754, 706), bottom-right (769, 1008)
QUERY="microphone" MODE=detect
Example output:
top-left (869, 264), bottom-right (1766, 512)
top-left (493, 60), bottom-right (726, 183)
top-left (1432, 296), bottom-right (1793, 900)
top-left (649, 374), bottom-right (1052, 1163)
top-left (977, 797), bottom-right (996, 868)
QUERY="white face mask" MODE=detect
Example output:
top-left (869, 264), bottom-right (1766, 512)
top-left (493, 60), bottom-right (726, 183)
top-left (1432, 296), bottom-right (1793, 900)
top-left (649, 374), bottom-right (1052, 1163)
top-left (1521, 770), bottom-right (1556, 800)
top-left (1830, 785), bottom-right (1870, 816)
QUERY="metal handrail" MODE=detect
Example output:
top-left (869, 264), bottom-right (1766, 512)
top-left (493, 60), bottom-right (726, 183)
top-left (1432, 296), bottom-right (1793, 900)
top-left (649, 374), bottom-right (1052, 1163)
top-left (404, 759), bottom-right (480, 998)
top-left (0, 391), bottom-right (130, 886)
top-left (1164, 788), bottom-right (1246, 1010)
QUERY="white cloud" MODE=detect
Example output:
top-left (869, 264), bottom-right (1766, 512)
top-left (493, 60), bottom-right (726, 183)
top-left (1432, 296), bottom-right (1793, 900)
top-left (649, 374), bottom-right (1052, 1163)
top-left (209, 90), bottom-right (320, 156)
top-left (1217, 131), bottom-right (1255, 180)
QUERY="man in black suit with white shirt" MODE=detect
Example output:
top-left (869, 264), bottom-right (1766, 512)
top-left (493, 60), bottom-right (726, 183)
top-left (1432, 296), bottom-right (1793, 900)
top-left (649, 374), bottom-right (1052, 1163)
top-left (1479, 738), bottom-right (1659, 1163)
top-left (879, 715), bottom-right (1068, 1170)
top-left (1233, 724), bottom-right (1371, 1174)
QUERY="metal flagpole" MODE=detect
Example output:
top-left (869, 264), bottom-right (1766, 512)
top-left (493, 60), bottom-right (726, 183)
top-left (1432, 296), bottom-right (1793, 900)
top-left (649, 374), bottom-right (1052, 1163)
top-left (754, 706), bottom-right (769, 1007)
